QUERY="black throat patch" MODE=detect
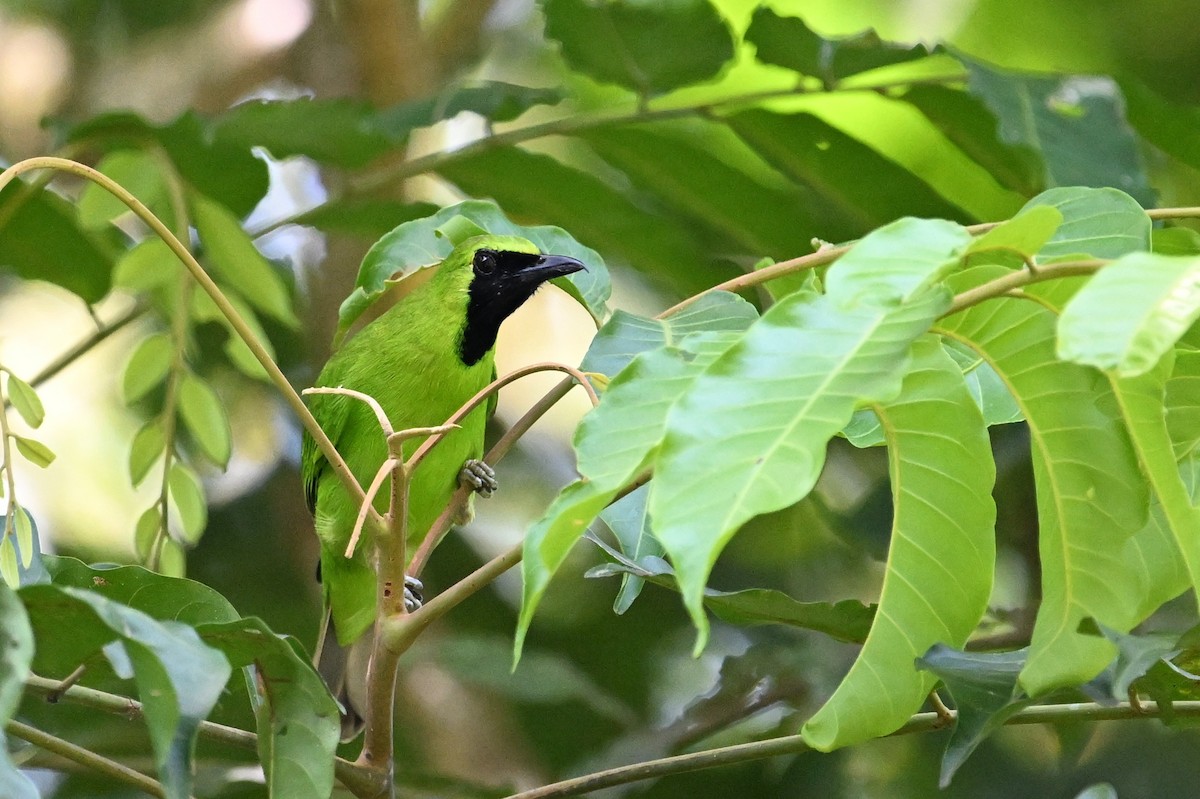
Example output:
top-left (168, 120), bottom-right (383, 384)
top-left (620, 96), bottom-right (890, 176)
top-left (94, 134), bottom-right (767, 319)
top-left (458, 249), bottom-right (547, 366)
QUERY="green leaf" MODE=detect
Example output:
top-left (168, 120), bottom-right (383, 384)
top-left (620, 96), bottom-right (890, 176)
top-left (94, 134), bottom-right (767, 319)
top-left (0, 583), bottom-right (35, 799)
top-left (339, 199), bottom-right (610, 344)
top-left (581, 291), bottom-right (758, 378)
top-left (0, 178), bottom-right (116, 302)
top-left (1167, 351), bottom-right (1200, 460)
top-left (196, 618), bottom-right (338, 799)
top-left (942, 339), bottom-right (1023, 427)
top-left (63, 110), bottom-right (269, 217)
top-left (936, 268), bottom-right (1148, 695)
top-left (113, 238), bottom-right (181, 294)
top-left (1058, 253), bottom-right (1200, 376)
top-left (129, 419), bottom-right (165, 486)
top-left (725, 110), bottom-right (973, 238)
top-left (803, 337), bottom-right (996, 751)
top-left (178, 373), bottom-right (231, 467)
top-left (13, 507), bottom-right (32, 569)
top-left (5, 373), bottom-right (44, 428)
top-left (517, 331), bottom-right (741, 661)
top-left (214, 84), bottom-right (562, 170)
top-left (967, 62), bottom-right (1153, 207)
top-left (587, 541), bottom-right (876, 642)
top-left (0, 540), bottom-right (16, 589)
top-left (745, 8), bottom-right (927, 83)
top-left (122, 332), bottom-right (173, 405)
top-left (191, 191), bottom-right (299, 328)
top-left (78, 149), bottom-right (169, 229)
top-left (291, 199), bottom-right (439, 240)
top-left (651, 219), bottom-right (970, 648)
top-left (916, 645), bottom-right (1034, 787)
top-left (543, 0), bottom-right (735, 95)
top-left (12, 435), bottom-right (54, 468)
top-left (597, 486), bottom-right (660, 614)
top-left (190, 289), bottom-right (274, 381)
top-left (577, 123), bottom-right (826, 258)
top-left (898, 83), bottom-right (1043, 196)
top-left (19, 583), bottom-right (232, 799)
top-left (1121, 79), bottom-right (1200, 176)
top-left (1020, 186), bottom-right (1149, 261)
top-left (967, 205), bottom-right (1063, 257)
top-left (167, 462), bottom-right (207, 544)
top-left (135, 506), bottom-right (162, 562)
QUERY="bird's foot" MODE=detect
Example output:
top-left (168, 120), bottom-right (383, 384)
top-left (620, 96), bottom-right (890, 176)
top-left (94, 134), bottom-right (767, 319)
top-left (458, 459), bottom-right (498, 498)
top-left (403, 575), bottom-right (424, 613)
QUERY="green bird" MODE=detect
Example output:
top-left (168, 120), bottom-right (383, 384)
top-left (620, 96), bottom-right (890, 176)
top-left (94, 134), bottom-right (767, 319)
top-left (302, 234), bottom-right (584, 738)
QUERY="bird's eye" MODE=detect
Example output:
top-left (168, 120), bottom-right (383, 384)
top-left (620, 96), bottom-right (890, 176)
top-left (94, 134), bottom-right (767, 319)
top-left (474, 250), bottom-right (497, 276)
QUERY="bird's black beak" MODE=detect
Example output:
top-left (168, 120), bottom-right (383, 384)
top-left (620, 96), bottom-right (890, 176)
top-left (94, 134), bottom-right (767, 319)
top-left (519, 254), bottom-right (586, 285)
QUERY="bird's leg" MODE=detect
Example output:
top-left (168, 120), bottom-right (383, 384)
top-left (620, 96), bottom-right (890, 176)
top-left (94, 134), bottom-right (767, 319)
top-left (458, 459), bottom-right (499, 498)
top-left (403, 575), bottom-right (423, 613)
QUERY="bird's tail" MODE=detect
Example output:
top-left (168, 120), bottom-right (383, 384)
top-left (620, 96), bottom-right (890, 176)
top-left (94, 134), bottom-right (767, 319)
top-left (314, 609), bottom-right (369, 741)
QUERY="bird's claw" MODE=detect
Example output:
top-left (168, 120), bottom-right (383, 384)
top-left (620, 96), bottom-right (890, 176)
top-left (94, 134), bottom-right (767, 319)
top-left (458, 459), bottom-right (498, 498)
top-left (403, 575), bottom-right (424, 613)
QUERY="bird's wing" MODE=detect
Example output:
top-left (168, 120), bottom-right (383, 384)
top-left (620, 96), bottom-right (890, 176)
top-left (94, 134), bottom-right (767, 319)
top-left (300, 390), bottom-right (352, 515)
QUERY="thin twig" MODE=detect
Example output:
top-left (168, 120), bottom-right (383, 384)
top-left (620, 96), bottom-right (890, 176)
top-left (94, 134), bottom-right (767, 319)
top-left (942, 259), bottom-right (1105, 317)
top-left (7, 719), bottom-right (176, 799)
top-left (503, 701), bottom-right (1200, 799)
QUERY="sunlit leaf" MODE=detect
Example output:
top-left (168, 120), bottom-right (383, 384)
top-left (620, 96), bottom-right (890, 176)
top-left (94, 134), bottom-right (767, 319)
top-left (129, 419), bottom-right (165, 487)
top-left (803, 337), bottom-right (995, 750)
top-left (967, 205), bottom-right (1062, 257)
top-left (12, 435), bottom-right (54, 469)
top-left (651, 219), bottom-right (970, 648)
top-left (5, 373), bottom-right (44, 429)
top-left (1059, 253), bottom-right (1200, 376)
top-left (122, 333), bottom-right (173, 405)
top-left (1020, 185), bottom-right (1149, 261)
top-left (78, 149), bottom-right (169, 229)
top-left (178, 373), bottom-right (231, 467)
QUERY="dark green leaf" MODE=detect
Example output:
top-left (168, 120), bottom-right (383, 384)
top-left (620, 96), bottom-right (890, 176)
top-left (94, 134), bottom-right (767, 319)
top-left (543, 0), bottom-right (735, 95)
top-left (725, 110), bottom-right (974, 238)
top-left (178, 373), bottom-right (231, 467)
top-left (1122, 79), bottom-right (1200, 175)
top-left (898, 83), bottom-right (1043, 195)
top-left (122, 333), bottom-right (173, 405)
top-left (0, 179), bottom-right (115, 302)
top-left (292, 200), bottom-right (439, 239)
top-left (64, 110), bottom-right (269, 217)
top-left (5, 373), bottom-right (44, 428)
top-left (745, 8), bottom-right (926, 83)
top-left (916, 645), bottom-right (1034, 787)
top-left (967, 61), bottom-right (1153, 207)
top-left (196, 618), bottom-right (338, 798)
top-left (190, 290), bottom-right (274, 381)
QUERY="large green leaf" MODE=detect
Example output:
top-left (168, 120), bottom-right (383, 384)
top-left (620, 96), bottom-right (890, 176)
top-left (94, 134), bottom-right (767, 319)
top-left (516, 331), bottom-right (740, 660)
top-left (1019, 186), bottom-right (1149, 261)
top-left (1167, 351), bottom-right (1200, 460)
top-left (0, 584), bottom-right (36, 799)
top-left (542, 0), bottom-right (735, 95)
top-left (1058, 253), bottom-right (1200, 376)
top-left (803, 337), bottom-right (995, 750)
top-left (0, 179), bottom-right (116, 302)
top-left (967, 63), bottom-right (1153, 207)
top-left (936, 268), bottom-right (1148, 695)
top-left (580, 291), bottom-right (758, 378)
top-left (651, 219), bottom-right (971, 647)
top-left (725, 110), bottom-right (974, 238)
top-left (198, 619), bottom-right (338, 799)
top-left (20, 583), bottom-right (231, 799)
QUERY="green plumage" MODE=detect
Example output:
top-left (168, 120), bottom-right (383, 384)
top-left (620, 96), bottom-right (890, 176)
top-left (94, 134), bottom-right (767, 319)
top-left (301, 234), bottom-right (539, 647)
